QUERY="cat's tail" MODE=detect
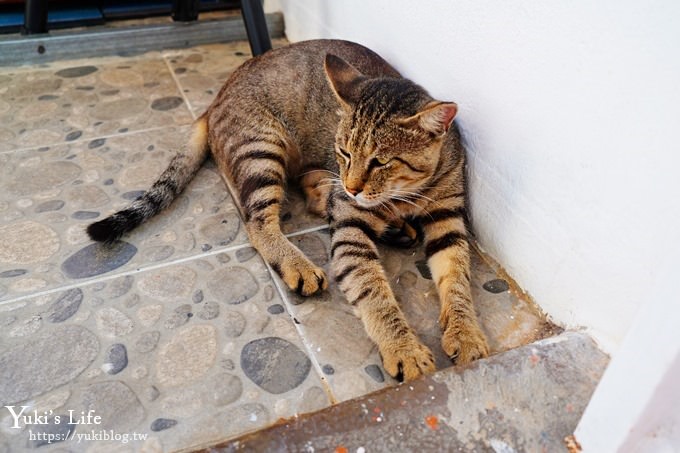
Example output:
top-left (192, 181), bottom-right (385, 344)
top-left (87, 115), bottom-right (210, 243)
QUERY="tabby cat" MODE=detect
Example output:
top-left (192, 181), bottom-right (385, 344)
top-left (87, 39), bottom-right (489, 381)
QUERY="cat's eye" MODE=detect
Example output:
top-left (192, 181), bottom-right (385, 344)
top-left (337, 147), bottom-right (350, 159)
top-left (369, 156), bottom-right (391, 170)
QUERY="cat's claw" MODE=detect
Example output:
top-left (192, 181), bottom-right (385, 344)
top-left (380, 338), bottom-right (436, 382)
top-left (279, 258), bottom-right (328, 297)
top-left (440, 317), bottom-right (489, 365)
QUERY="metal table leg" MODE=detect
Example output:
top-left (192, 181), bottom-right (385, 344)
top-left (241, 0), bottom-right (272, 56)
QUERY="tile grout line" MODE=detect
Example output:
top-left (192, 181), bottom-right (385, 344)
top-left (162, 53), bottom-right (199, 121)
top-left (264, 257), bottom-right (339, 406)
top-left (284, 224), bottom-right (329, 237)
top-left (0, 240), bottom-right (251, 306)
top-left (0, 224), bottom-right (329, 306)
top-left (0, 125), bottom-right (186, 156)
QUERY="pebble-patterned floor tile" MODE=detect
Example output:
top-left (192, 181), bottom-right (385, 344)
top-left (162, 41), bottom-right (252, 117)
top-left (0, 55), bottom-right (193, 151)
top-left (162, 39), bottom-right (289, 117)
top-left (276, 230), bottom-right (559, 402)
top-left (0, 249), bottom-right (330, 452)
top-left (0, 127), bottom-right (248, 302)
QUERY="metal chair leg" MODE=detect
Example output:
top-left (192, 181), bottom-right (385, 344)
top-left (241, 0), bottom-right (272, 56)
top-left (22, 0), bottom-right (49, 35)
top-left (172, 0), bottom-right (200, 22)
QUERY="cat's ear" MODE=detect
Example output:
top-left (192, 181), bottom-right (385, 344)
top-left (324, 54), bottom-right (366, 106)
top-left (398, 101), bottom-right (458, 136)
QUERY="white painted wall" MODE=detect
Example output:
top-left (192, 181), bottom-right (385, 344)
top-left (264, 0), bottom-right (680, 353)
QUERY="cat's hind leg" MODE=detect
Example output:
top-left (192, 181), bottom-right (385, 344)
top-left (219, 139), bottom-right (328, 296)
top-left (299, 167), bottom-right (335, 219)
top-left (379, 218), bottom-right (420, 248)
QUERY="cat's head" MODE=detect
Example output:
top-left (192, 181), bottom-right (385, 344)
top-left (324, 53), bottom-right (457, 208)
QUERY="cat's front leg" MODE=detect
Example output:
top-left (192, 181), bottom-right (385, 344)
top-left (220, 136), bottom-right (328, 296)
top-left (328, 196), bottom-right (435, 381)
top-left (420, 206), bottom-right (489, 364)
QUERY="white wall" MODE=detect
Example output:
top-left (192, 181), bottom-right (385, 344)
top-left (265, 0), bottom-right (680, 353)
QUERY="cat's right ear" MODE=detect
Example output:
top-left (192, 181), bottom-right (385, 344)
top-left (324, 54), bottom-right (366, 106)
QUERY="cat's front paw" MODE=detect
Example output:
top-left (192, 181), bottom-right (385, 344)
top-left (276, 255), bottom-right (328, 296)
top-left (440, 316), bottom-right (489, 365)
top-left (380, 337), bottom-right (436, 382)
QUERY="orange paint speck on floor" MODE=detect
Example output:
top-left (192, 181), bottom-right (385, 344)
top-left (425, 415), bottom-right (439, 430)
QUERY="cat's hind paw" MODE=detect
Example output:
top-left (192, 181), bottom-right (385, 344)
top-left (379, 219), bottom-right (421, 248)
top-left (300, 168), bottom-right (333, 219)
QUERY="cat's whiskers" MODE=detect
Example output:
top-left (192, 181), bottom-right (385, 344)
top-left (389, 188), bottom-right (446, 210)
top-left (390, 189), bottom-right (437, 205)
top-left (386, 194), bottom-right (422, 211)
top-left (417, 183), bottom-right (466, 200)
top-left (378, 199), bottom-right (400, 219)
top-left (300, 169), bottom-right (341, 178)
top-left (387, 189), bottom-right (427, 206)
top-left (313, 176), bottom-right (342, 188)
top-left (386, 190), bottom-right (440, 222)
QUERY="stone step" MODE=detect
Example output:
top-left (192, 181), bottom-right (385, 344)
top-left (196, 332), bottom-right (608, 453)
top-left (0, 12), bottom-right (284, 66)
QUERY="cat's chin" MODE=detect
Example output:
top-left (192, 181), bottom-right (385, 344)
top-left (352, 194), bottom-right (384, 208)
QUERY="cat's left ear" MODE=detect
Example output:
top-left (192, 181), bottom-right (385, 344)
top-left (324, 54), bottom-right (366, 106)
top-left (398, 101), bottom-right (458, 136)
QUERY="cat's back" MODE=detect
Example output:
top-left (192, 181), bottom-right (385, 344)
top-left (232, 39), bottom-right (400, 89)
top-left (214, 40), bottom-right (398, 124)
top-left (207, 40), bottom-right (400, 159)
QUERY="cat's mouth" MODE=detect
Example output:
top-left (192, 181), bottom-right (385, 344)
top-left (346, 190), bottom-right (386, 208)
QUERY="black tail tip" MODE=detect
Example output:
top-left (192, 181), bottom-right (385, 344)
top-left (86, 219), bottom-right (122, 243)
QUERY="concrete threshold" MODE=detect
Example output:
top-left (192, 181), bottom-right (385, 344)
top-left (0, 12), bottom-right (284, 67)
top-left (197, 332), bottom-right (608, 453)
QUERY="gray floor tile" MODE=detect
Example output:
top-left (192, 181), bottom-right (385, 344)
top-left (162, 39), bottom-right (289, 117)
top-left (0, 55), bottom-right (192, 152)
top-left (0, 250), bottom-right (330, 452)
top-left (0, 127), bottom-right (248, 302)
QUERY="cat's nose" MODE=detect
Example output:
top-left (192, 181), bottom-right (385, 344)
top-left (346, 185), bottom-right (362, 196)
